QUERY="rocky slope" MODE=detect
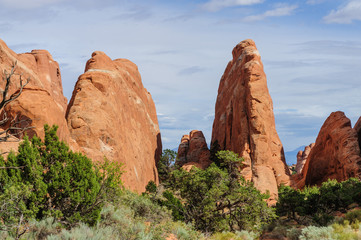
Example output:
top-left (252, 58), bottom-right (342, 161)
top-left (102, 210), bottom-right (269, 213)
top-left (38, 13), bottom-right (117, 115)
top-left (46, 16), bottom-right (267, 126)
top-left (0, 39), bottom-right (161, 193)
top-left (211, 39), bottom-right (291, 202)
top-left (300, 112), bottom-right (361, 187)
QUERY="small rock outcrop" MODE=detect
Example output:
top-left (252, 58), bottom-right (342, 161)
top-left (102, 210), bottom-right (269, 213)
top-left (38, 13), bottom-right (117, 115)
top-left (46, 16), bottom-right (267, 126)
top-left (301, 112), bottom-right (361, 187)
top-left (177, 130), bottom-right (211, 170)
top-left (211, 39), bottom-right (291, 202)
top-left (66, 51), bottom-right (162, 193)
top-left (296, 143), bottom-right (315, 174)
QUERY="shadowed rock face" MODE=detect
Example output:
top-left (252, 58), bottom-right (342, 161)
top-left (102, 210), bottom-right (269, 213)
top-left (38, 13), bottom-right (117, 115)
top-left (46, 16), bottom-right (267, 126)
top-left (301, 112), bottom-right (361, 187)
top-left (0, 39), bottom-right (162, 193)
top-left (177, 130), bottom-right (211, 170)
top-left (66, 51), bottom-right (162, 193)
top-left (211, 39), bottom-right (291, 202)
top-left (354, 117), bottom-right (361, 152)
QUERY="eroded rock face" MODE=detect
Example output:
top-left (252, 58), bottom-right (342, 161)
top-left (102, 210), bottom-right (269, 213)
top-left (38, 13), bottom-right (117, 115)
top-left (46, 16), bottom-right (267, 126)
top-left (296, 143), bottom-right (315, 174)
top-left (0, 39), bottom-right (71, 147)
top-left (302, 112), bottom-right (361, 187)
top-left (354, 117), bottom-right (361, 152)
top-left (66, 51), bottom-right (162, 193)
top-left (177, 130), bottom-right (211, 170)
top-left (211, 39), bottom-right (291, 202)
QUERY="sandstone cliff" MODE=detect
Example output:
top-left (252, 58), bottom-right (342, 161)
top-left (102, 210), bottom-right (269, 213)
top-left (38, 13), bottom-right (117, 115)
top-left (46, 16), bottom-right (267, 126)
top-left (0, 39), bottom-right (161, 193)
top-left (211, 39), bottom-right (291, 202)
top-left (301, 112), bottom-right (361, 187)
top-left (66, 51), bottom-right (161, 193)
top-left (0, 39), bottom-right (71, 146)
top-left (177, 130), bottom-right (211, 170)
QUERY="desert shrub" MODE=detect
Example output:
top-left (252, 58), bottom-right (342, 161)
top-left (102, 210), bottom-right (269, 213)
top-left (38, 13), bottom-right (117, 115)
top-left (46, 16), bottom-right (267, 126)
top-left (210, 230), bottom-right (257, 240)
top-left (299, 226), bottom-right (333, 240)
top-left (344, 209), bottom-right (361, 224)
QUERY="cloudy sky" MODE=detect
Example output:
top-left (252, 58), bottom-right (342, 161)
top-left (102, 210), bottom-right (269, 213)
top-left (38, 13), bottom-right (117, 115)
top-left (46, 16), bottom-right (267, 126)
top-left (1, 0), bottom-right (361, 164)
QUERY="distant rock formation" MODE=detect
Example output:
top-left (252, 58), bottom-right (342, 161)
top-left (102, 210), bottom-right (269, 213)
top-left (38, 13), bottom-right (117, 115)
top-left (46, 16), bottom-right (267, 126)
top-left (177, 130), bottom-right (211, 170)
top-left (0, 39), bottom-right (161, 193)
top-left (301, 112), bottom-right (361, 187)
top-left (211, 39), bottom-right (291, 203)
top-left (296, 143), bottom-right (314, 174)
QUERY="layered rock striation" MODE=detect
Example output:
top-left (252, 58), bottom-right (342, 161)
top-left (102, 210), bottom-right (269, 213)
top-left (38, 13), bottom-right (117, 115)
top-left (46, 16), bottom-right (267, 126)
top-left (177, 130), bottom-right (211, 170)
top-left (211, 39), bottom-right (291, 202)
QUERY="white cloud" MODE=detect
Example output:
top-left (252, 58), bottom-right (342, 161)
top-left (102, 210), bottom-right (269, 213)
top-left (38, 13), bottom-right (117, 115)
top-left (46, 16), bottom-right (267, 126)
top-left (0, 0), bottom-right (67, 9)
top-left (323, 1), bottom-right (361, 24)
top-left (201, 0), bottom-right (264, 12)
top-left (242, 4), bottom-right (297, 22)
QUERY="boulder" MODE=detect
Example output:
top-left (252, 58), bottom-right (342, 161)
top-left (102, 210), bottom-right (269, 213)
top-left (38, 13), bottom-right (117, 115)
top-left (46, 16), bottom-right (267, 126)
top-left (66, 51), bottom-right (162, 193)
top-left (211, 39), bottom-right (291, 202)
top-left (302, 111), bottom-right (361, 187)
top-left (177, 130), bottom-right (211, 169)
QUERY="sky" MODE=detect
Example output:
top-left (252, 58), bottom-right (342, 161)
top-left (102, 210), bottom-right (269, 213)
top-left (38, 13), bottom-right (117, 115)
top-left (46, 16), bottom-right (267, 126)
top-left (1, 0), bottom-right (361, 164)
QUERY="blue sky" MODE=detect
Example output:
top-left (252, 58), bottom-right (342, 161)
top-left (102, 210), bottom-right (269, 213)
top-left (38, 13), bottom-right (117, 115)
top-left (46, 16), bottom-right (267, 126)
top-left (1, 0), bottom-right (361, 163)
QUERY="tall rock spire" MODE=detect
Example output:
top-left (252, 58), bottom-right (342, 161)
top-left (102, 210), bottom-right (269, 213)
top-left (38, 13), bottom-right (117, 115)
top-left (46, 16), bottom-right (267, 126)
top-left (211, 39), bottom-right (291, 202)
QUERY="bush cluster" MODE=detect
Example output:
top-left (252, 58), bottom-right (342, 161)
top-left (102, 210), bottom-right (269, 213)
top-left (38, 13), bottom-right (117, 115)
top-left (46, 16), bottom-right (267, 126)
top-left (277, 178), bottom-right (361, 226)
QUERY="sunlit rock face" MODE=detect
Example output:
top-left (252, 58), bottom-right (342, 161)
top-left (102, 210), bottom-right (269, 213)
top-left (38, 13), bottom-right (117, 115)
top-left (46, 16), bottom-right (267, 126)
top-left (296, 143), bottom-right (315, 174)
top-left (0, 39), bottom-right (162, 193)
top-left (211, 39), bottom-right (291, 203)
top-left (177, 130), bottom-right (211, 170)
top-left (66, 51), bottom-right (162, 193)
top-left (301, 111), bottom-right (361, 187)
top-left (0, 39), bottom-right (72, 149)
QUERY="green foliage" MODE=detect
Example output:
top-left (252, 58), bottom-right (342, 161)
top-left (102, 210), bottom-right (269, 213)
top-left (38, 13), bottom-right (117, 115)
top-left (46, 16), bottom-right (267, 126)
top-left (168, 151), bottom-right (276, 233)
top-left (277, 178), bottom-right (361, 226)
top-left (345, 209), bottom-right (361, 224)
top-left (0, 125), bottom-right (123, 229)
top-left (299, 226), bottom-right (333, 240)
top-left (157, 149), bottom-right (177, 184)
top-left (210, 231), bottom-right (257, 240)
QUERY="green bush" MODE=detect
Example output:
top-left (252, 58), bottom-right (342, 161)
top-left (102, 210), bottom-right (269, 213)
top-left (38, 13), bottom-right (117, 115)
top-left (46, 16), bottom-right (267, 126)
top-left (168, 151), bottom-right (276, 233)
top-left (0, 125), bottom-right (123, 229)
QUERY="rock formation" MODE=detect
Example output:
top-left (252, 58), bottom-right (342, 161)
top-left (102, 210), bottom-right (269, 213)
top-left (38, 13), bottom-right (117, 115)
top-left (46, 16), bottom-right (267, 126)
top-left (301, 111), bottom-right (361, 187)
top-left (0, 39), bottom-right (161, 193)
top-left (296, 143), bottom-right (315, 174)
top-left (66, 51), bottom-right (161, 193)
top-left (211, 39), bottom-right (291, 202)
top-left (177, 130), bottom-right (211, 170)
top-left (0, 39), bottom-right (72, 146)
top-left (354, 117), bottom-right (361, 152)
